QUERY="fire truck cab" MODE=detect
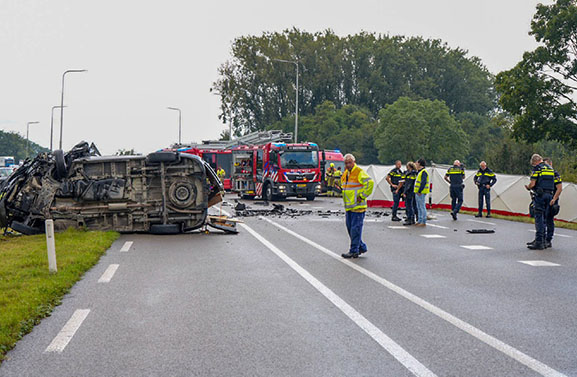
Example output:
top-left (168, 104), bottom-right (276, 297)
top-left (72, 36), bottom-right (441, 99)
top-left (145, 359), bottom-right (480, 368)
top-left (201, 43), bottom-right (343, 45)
top-left (232, 142), bottom-right (321, 201)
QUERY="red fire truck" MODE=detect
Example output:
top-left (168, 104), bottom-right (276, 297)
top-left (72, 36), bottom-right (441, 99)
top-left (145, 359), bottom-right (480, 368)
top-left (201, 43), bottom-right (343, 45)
top-left (178, 146), bottom-right (233, 190)
top-left (232, 142), bottom-right (322, 201)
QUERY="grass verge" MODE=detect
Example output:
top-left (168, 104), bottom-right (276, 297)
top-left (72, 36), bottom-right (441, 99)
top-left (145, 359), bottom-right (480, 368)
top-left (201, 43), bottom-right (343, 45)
top-left (438, 208), bottom-right (577, 231)
top-left (0, 228), bottom-right (119, 363)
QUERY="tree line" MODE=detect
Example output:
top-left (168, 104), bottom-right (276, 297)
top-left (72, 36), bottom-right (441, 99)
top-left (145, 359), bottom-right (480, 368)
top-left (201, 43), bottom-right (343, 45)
top-left (213, 1), bottom-right (577, 182)
top-left (0, 130), bottom-right (49, 164)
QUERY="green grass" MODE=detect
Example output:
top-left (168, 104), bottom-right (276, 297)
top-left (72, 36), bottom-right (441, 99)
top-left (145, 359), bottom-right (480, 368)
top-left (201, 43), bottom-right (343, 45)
top-left (0, 228), bottom-right (119, 363)
top-left (438, 208), bottom-right (577, 231)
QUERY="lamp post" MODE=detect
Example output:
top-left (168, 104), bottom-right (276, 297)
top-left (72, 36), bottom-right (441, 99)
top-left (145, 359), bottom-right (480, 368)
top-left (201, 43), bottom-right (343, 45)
top-left (59, 69), bottom-right (87, 150)
top-left (270, 58), bottom-right (301, 143)
top-left (26, 121), bottom-right (40, 158)
top-left (167, 107), bottom-right (182, 145)
top-left (50, 105), bottom-right (66, 151)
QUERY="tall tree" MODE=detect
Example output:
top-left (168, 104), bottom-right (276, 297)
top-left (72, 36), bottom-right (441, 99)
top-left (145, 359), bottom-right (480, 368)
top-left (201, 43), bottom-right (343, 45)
top-left (375, 97), bottom-right (469, 164)
top-left (495, 0), bottom-right (577, 146)
top-left (213, 29), bottom-right (495, 135)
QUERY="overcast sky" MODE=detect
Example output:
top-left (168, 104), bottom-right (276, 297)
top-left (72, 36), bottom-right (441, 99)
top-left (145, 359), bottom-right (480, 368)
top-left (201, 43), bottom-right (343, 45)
top-left (0, 0), bottom-right (548, 155)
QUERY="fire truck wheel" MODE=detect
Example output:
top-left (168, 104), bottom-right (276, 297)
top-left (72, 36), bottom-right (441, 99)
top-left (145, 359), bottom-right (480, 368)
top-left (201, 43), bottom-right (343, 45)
top-left (306, 194), bottom-right (316, 201)
top-left (263, 184), bottom-right (273, 202)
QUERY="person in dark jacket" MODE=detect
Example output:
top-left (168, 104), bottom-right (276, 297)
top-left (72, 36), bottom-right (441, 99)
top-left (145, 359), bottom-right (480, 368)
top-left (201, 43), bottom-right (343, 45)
top-left (414, 159), bottom-right (429, 227)
top-left (525, 154), bottom-right (557, 250)
top-left (444, 160), bottom-right (465, 220)
top-left (473, 161), bottom-right (497, 218)
top-left (386, 160), bottom-right (403, 221)
top-left (402, 162), bottom-right (418, 226)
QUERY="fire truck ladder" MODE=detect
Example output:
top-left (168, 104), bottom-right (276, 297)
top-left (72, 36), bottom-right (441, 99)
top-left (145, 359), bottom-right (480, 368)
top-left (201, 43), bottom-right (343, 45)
top-left (224, 130), bottom-right (293, 148)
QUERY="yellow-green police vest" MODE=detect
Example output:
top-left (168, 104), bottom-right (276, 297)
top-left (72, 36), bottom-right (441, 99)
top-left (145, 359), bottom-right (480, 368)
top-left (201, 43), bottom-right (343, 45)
top-left (414, 168), bottom-right (430, 194)
top-left (341, 165), bottom-right (374, 212)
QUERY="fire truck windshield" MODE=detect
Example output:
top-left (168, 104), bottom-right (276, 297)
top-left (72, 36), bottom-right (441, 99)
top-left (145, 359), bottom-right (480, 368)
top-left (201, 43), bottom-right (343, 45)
top-left (280, 150), bottom-right (318, 169)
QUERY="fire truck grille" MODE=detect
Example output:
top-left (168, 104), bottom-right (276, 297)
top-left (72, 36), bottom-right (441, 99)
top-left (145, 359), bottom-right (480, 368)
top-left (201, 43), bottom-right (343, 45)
top-left (285, 173), bottom-right (315, 181)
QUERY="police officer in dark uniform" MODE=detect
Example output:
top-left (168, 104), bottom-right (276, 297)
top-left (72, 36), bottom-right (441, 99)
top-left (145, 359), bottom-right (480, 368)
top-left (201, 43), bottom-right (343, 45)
top-left (473, 161), bottom-right (497, 218)
top-left (444, 160), bottom-right (465, 220)
top-left (402, 162), bottom-right (418, 226)
top-left (540, 158), bottom-right (563, 248)
top-left (386, 160), bottom-right (403, 222)
top-left (525, 154), bottom-right (556, 250)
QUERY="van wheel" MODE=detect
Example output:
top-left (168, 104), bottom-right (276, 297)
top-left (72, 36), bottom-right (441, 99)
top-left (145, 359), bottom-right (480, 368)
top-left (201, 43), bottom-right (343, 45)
top-left (53, 150), bottom-right (68, 179)
top-left (147, 152), bottom-right (179, 164)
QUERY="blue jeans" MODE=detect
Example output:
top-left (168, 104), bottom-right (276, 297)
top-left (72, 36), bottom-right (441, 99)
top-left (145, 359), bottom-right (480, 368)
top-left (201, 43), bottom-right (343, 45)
top-left (478, 186), bottom-right (491, 214)
top-left (345, 211), bottom-right (367, 254)
top-left (415, 193), bottom-right (427, 224)
top-left (450, 186), bottom-right (463, 214)
top-left (405, 193), bottom-right (416, 222)
top-left (534, 193), bottom-right (553, 243)
top-left (391, 191), bottom-right (401, 217)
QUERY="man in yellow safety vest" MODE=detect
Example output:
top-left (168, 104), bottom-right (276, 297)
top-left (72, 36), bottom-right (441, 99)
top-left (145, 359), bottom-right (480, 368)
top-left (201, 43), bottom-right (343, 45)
top-left (414, 158), bottom-right (430, 227)
top-left (340, 153), bottom-right (374, 258)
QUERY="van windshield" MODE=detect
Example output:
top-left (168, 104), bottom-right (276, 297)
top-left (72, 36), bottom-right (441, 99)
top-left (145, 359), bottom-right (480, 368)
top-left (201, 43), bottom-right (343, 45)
top-left (280, 151), bottom-right (318, 169)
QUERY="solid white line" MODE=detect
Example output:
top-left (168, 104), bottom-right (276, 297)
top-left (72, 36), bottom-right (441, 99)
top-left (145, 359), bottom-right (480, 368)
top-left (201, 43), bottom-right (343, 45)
top-left (426, 223), bottom-right (449, 229)
top-left (45, 309), bottom-right (90, 353)
top-left (468, 219), bottom-right (496, 226)
top-left (120, 241), bottom-right (133, 252)
top-left (240, 222), bottom-right (436, 377)
top-left (388, 226), bottom-right (408, 230)
top-left (97, 264), bottom-right (119, 283)
top-left (261, 217), bottom-right (567, 377)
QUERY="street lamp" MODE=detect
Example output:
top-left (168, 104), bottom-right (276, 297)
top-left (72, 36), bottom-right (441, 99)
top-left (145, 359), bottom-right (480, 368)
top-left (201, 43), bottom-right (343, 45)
top-left (59, 69), bottom-right (87, 150)
top-left (50, 105), bottom-right (66, 151)
top-left (270, 58), bottom-right (301, 143)
top-left (26, 121), bottom-right (40, 158)
top-left (167, 107), bottom-right (182, 145)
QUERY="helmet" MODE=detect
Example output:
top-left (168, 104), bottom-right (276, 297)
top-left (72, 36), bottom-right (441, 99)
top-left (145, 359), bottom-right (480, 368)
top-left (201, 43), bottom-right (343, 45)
top-left (330, 163), bottom-right (335, 168)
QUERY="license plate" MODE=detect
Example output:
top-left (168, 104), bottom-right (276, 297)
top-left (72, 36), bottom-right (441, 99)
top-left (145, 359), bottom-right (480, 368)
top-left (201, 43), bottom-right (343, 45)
top-left (297, 184), bottom-right (306, 188)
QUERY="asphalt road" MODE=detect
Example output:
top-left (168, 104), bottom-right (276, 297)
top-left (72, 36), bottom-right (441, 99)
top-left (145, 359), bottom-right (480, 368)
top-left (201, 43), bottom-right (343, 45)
top-left (1, 196), bottom-right (576, 377)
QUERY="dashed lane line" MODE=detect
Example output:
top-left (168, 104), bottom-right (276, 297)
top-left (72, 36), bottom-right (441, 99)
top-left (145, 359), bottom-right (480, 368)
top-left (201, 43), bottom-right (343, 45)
top-left (468, 219), bottom-right (497, 226)
top-left (261, 217), bottom-right (566, 377)
top-left (519, 261), bottom-right (561, 267)
top-left (45, 309), bottom-right (90, 353)
top-left (528, 230), bottom-right (572, 238)
top-left (388, 226), bottom-right (409, 230)
top-left (426, 223), bottom-right (449, 229)
top-left (97, 264), bottom-right (120, 283)
top-left (120, 241), bottom-right (133, 252)
top-left (460, 245), bottom-right (494, 250)
top-left (420, 234), bottom-right (446, 239)
top-left (240, 222), bottom-right (437, 377)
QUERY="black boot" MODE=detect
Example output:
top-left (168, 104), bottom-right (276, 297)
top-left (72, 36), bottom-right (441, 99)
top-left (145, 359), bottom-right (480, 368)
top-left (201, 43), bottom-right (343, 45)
top-left (341, 252), bottom-right (359, 259)
top-left (451, 212), bottom-right (457, 220)
top-left (475, 213), bottom-right (482, 218)
top-left (526, 240), bottom-right (536, 246)
top-left (486, 212), bottom-right (492, 218)
top-left (527, 242), bottom-right (546, 250)
top-left (546, 241), bottom-right (552, 249)
top-left (392, 216), bottom-right (402, 222)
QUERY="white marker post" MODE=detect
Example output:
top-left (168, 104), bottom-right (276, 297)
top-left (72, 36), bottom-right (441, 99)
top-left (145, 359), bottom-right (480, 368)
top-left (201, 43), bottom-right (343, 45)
top-left (45, 219), bottom-right (57, 273)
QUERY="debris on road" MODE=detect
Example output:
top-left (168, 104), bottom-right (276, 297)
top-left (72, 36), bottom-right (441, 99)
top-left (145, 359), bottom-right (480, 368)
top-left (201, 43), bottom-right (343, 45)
top-left (233, 202), bottom-right (390, 219)
top-left (206, 215), bottom-right (241, 234)
top-left (466, 229), bottom-right (496, 234)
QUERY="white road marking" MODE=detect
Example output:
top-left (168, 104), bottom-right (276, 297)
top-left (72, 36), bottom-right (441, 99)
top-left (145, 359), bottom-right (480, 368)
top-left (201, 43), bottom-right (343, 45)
top-left (426, 223), bottom-right (449, 229)
top-left (519, 261), bottom-right (561, 267)
top-left (460, 245), bottom-right (494, 250)
top-left (45, 309), bottom-right (90, 353)
top-left (97, 264), bottom-right (119, 283)
top-left (262, 217), bottom-right (566, 377)
top-left (420, 234), bottom-right (446, 239)
top-left (240, 222), bottom-right (437, 377)
top-left (388, 226), bottom-right (408, 230)
top-left (468, 219), bottom-right (496, 226)
top-left (120, 241), bottom-right (133, 252)
top-left (528, 230), bottom-right (572, 238)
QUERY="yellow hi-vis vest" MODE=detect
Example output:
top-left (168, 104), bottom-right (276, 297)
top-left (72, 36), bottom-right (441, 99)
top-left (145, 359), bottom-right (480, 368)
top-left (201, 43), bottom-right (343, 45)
top-left (341, 164), bottom-right (374, 212)
top-left (414, 168), bottom-right (430, 194)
